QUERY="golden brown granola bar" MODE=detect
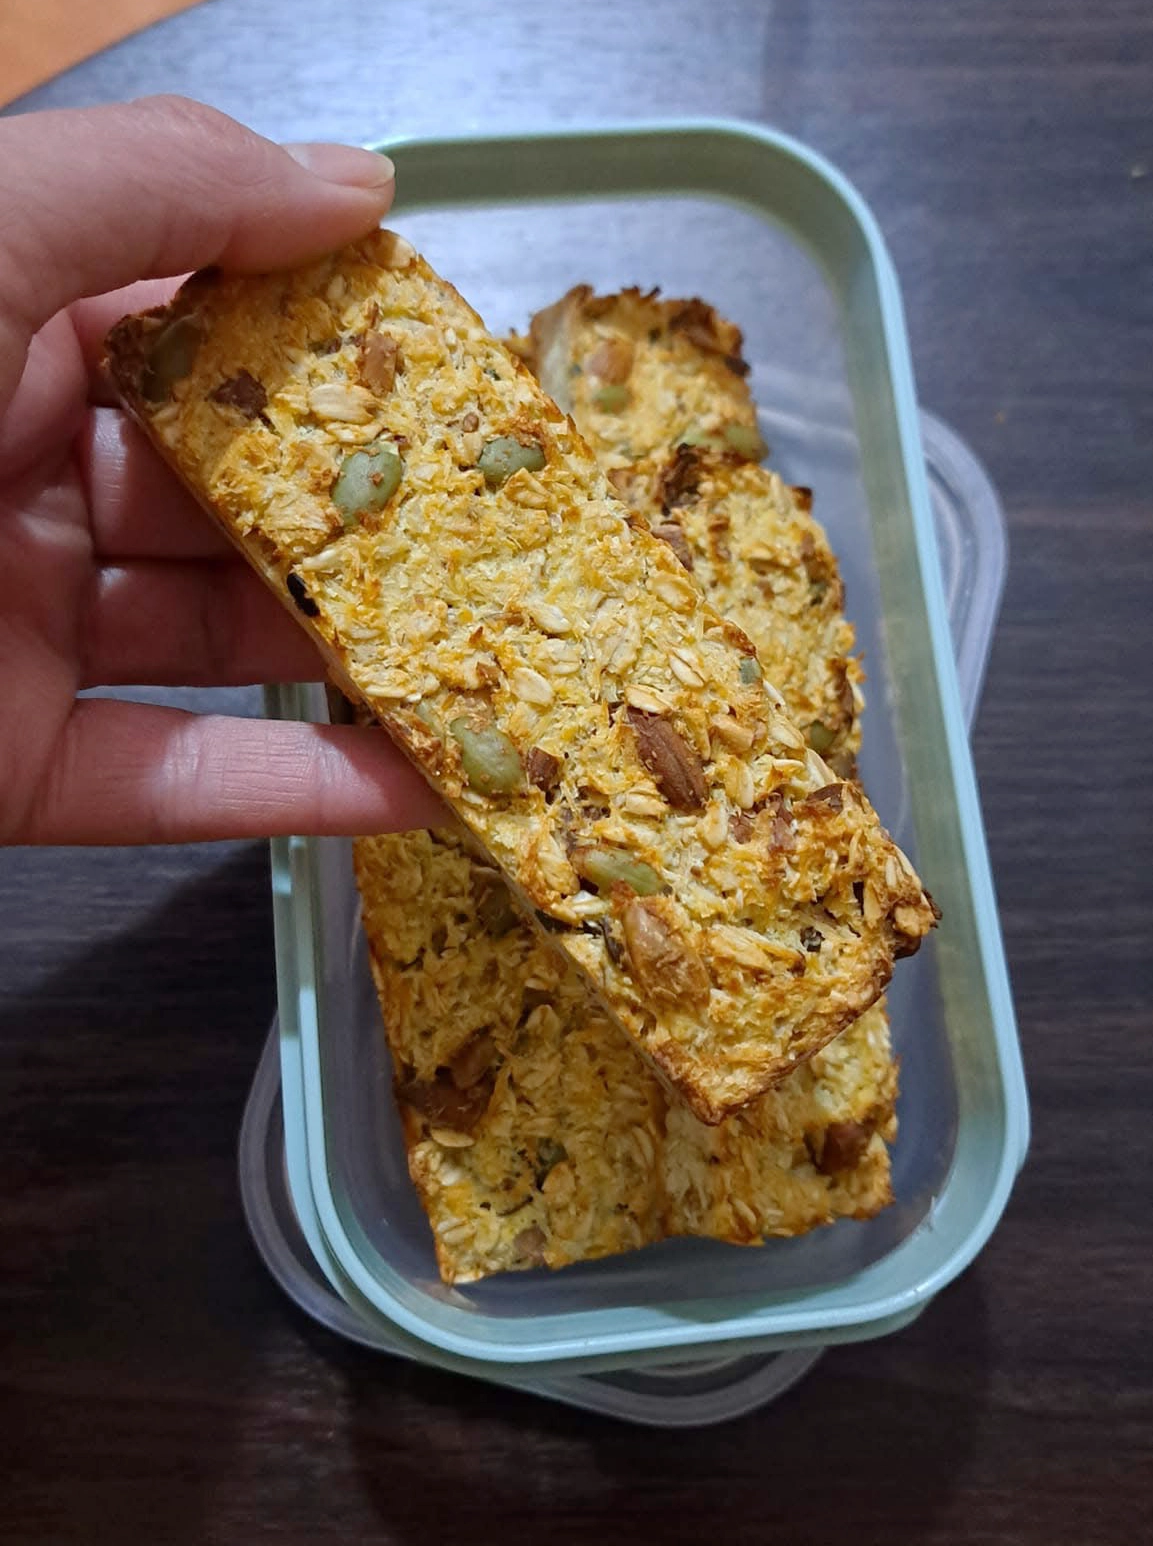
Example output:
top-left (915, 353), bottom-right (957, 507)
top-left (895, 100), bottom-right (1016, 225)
top-left (106, 232), bottom-right (935, 1122)
top-left (526, 286), bottom-right (863, 774)
top-left (355, 826), bottom-right (895, 1284)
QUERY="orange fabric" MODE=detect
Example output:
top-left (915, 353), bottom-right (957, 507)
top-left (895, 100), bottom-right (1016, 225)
top-left (0, 0), bottom-right (203, 108)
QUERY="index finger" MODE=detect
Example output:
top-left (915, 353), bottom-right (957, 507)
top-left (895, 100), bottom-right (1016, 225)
top-left (0, 97), bottom-right (395, 412)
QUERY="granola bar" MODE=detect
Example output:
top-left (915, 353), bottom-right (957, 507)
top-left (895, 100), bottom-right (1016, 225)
top-left (106, 232), bottom-right (936, 1122)
top-left (355, 826), bottom-right (896, 1284)
top-left (526, 286), bottom-right (863, 774)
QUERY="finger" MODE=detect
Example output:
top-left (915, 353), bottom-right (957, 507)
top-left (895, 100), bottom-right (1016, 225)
top-left (12, 700), bottom-right (447, 845)
top-left (0, 310), bottom-right (87, 479)
top-left (0, 97), bottom-right (395, 410)
top-left (84, 559), bottom-right (329, 686)
top-left (80, 408), bottom-right (235, 559)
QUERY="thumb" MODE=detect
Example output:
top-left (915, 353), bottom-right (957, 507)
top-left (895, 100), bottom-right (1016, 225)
top-left (0, 95), bottom-right (395, 411)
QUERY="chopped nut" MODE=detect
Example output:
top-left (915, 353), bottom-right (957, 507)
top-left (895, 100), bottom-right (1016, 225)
top-left (621, 897), bottom-right (710, 1011)
top-left (357, 331), bottom-right (400, 393)
top-left (652, 521), bottom-right (695, 571)
top-left (450, 1031), bottom-right (496, 1089)
top-left (210, 369), bottom-right (267, 419)
top-left (668, 297), bottom-right (733, 355)
top-left (764, 793), bottom-right (796, 851)
top-left (709, 714), bottom-right (755, 752)
top-left (805, 783), bottom-right (845, 814)
top-left (656, 444), bottom-right (704, 512)
top-left (512, 1224), bottom-right (547, 1266)
top-left (525, 746), bottom-right (562, 791)
top-left (626, 708), bottom-right (708, 812)
top-left (814, 1120), bottom-right (871, 1174)
top-left (729, 810), bottom-right (754, 843)
top-left (396, 1068), bottom-right (494, 1132)
top-left (308, 382), bottom-right (377, 423)
top-left (861, 881), bottom-right (884, 926)
top-left (586, 336), bottom-right (634, 383)
top-left (509, 666), bottom-right (554, 706)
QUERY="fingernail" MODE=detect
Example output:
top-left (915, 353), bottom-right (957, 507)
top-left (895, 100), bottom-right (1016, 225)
top-left (285, 143), bottom-right (396, 191)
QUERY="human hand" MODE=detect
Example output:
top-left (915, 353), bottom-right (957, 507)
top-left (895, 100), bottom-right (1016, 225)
top-left (0, 95), bottom-right (445, 844)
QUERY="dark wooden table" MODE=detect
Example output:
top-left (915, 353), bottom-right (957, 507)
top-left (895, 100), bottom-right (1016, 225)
top-left (3, 2), bottom-right (1151, 1540)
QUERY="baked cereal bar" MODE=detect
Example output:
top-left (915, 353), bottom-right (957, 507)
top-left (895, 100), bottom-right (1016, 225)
top-left (355, 826), bottom-right (896, 1283)
top-left (524, 286), bottom-right (863, 774)
top-left (106, 233), bottom-right (935, 1121)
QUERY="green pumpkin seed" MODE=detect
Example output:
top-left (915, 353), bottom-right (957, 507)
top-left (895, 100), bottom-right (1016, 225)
top-left (807, 720), bottom-right (836, 754)
top-left (679, 426), bottom-right (724, 450)
top-left (739, 656), bottom-right (763, 685)
top-left (450, 718), bottom-right (524, 795)
top-left (592, 384), bottom-right (631, 413)
top-left (474, 874), bottom-right (520, 936)
top-left (331, 440), bottom-right (404, 525)
top-left (477, 436), bottom-right (546, 489)
top-left (723, 422), bottom-right (768, 461)
top-left (141, 315), bottom-right (202, 402)
top-left (534, 1137), bottom-right (565, 1168)
top-left (574, 846), bottom-right (664, 897)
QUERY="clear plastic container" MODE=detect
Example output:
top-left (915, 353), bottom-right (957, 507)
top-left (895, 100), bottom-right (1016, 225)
top-left (245, 408), bottom-right (1011, 1424)
top-left (264, 122), bottom-right (1027, 1371)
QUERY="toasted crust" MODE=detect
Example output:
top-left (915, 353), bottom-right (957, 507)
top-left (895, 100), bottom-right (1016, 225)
top-left (355, 826), bottom-right (896, 1284)
top-left (105, 233), bottom-right (935, 1121)
top-left (528, 285), bottom-right (863, 774)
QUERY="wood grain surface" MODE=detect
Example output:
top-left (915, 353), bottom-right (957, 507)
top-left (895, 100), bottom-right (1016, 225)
top-left (2, 2), bottom-right (1152, 1541)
